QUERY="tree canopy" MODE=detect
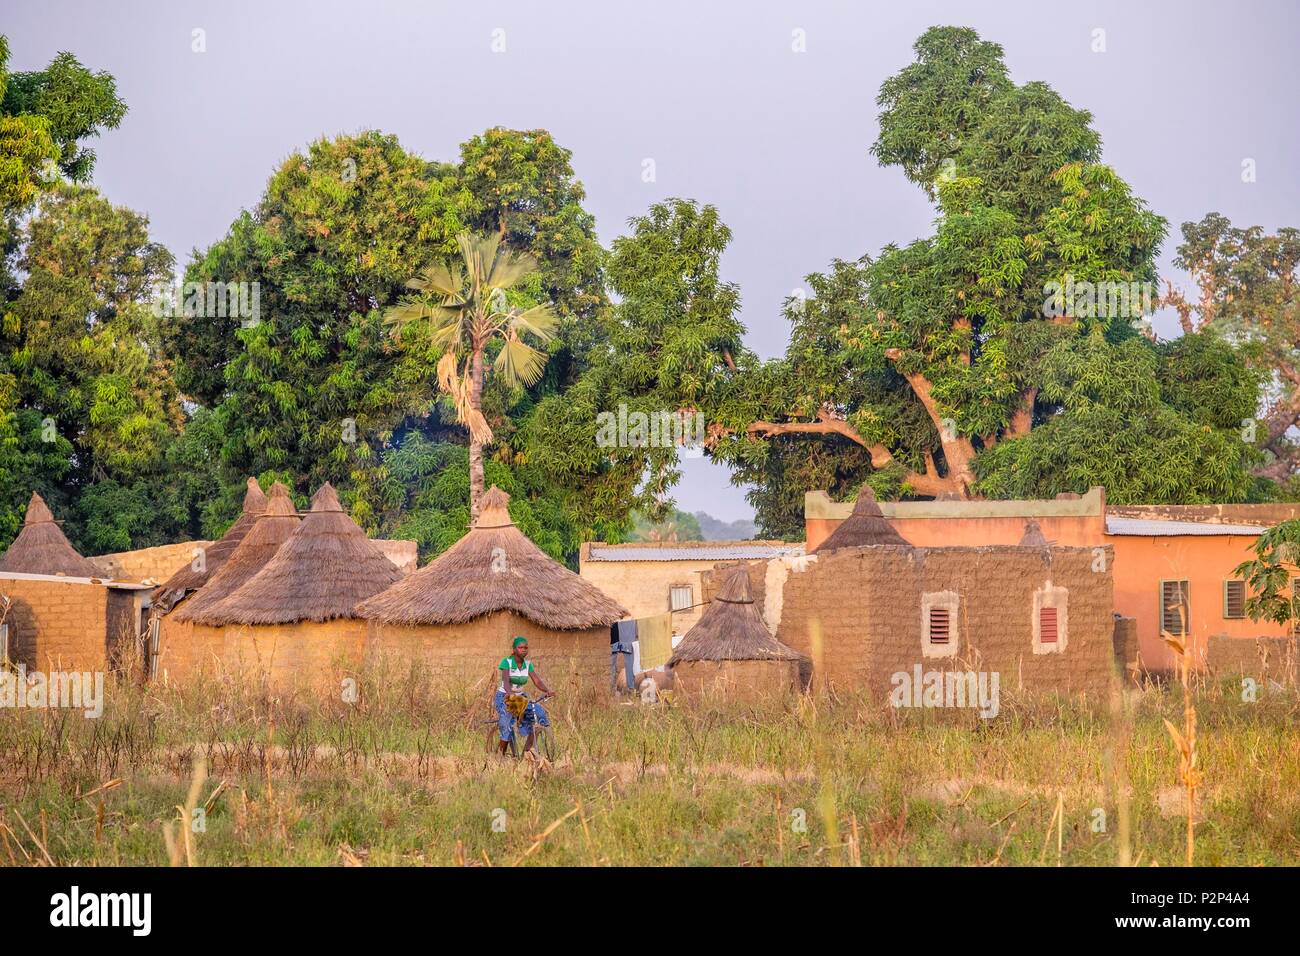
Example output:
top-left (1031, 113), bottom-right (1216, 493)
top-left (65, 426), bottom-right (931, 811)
top-left (703, 25), bottom-right (1264, 535)
top-left (0, 26), bottom-right (1292, 560)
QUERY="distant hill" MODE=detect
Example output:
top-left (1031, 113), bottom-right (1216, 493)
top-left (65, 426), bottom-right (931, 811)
top-left (625, 509), bottom-right (758, 542)
top-left (693, 511), bottom-right (757, 541)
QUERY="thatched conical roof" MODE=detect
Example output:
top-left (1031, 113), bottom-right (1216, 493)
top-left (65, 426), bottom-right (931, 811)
top-left (173, 483), bottom-right (301, 624)
top-left (202, 482), bottom-right (402, 625)
top-left (154, 478), bottom-right (266, 607)
top-left (812, 486), bottom-right (910, 552)
top-left (357, 486), bottom-right (626, 630)
top-left (668, 565), bottom-right (801, 665)
top-left (0, 493), bottom-right (102, 578)
top-left (1019, 519), bottom-right (1050, 548)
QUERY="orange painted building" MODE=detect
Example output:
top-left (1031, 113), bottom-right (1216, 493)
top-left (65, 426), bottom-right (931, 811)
top-left (805, 488), bottom-right (1300, 672)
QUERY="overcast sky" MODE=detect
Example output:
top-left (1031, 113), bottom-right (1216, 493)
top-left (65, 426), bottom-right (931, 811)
top-left (8, 0), bottom-right (1299, 521)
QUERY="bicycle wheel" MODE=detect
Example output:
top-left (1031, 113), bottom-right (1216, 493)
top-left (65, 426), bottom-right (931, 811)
top-left (533, 725), bottom-right (557, 762)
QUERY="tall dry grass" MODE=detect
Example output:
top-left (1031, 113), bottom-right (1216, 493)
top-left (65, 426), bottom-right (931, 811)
top-left (0, 656), bottom-right (1297, 866)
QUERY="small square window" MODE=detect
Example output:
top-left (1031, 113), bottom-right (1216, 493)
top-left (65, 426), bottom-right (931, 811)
top-left (928, 607), bottom-right (951, 644)
top-left (1033, 585), bottom-right (1068, 654)
top-left (669, 584), bottom-right (693, 612)
top-left (1039, 606), bottom-right (1058, 643)
top-left (921, 591), bottom-right (959, 658)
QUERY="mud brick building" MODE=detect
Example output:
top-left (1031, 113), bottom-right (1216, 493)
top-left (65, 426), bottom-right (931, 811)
top-left (772, 490), bottom-right (1115, 696)
top-left (360, 487), bottom-right (625, 696)
top-left (0, 493), bottom-right (153, 672)
top-left (668, 564), bottom-right (803, 698)
top-left (159, 483), bottom-right (403, 691)
top-left (805, 487), bottom-right (1300, 674)
top-left (1, 573), bottom-right (152, 672)
top-left (579, 540), bottom-right (801, 636)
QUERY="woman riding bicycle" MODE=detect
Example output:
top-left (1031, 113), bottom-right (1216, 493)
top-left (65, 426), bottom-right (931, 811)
top-left (495, 636), bottom-right (554, 755)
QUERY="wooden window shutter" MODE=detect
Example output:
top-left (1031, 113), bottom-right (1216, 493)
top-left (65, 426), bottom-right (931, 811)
top-left (928, 607), bottom-right (951, 645)
top-left (1160, 580), bottom-right (1189, 636)
top-left (1039, 606), bottom-right (1059, 643)
top-left (1222, 580), bottom-right (1246, 619)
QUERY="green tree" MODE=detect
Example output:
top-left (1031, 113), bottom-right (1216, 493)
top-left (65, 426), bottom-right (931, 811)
top-left (1161, 214), bottom-right (1300, 484)
top-left (522, 199), bottom-right (747, 534)
top-left (167, 128), bottom-right (610, 553)
top-left (164, 131), bottom-right (457, 505)
top-left (710, 26), bottom-right (1262, 532)
top-left (1, 34), bottom-right (126, 318)
top-left (1233, 520), bottom-right (1300, 628)
top-left (628, 508), bottom-right (703, 542)
top-left (0, 184), bottom-right (188, 550)
top-left (385, 232), bottom-right (557, 520)
top-left (363, 433), bottom-right (575, 563)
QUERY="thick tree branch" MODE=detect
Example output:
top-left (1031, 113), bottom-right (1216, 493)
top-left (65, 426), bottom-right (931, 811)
top-left (884, 347), bottom-right (977, 493)
top-left (1160, 280), bottom-right (1199, 335)
top-left (745, 407), bottom-right (893, 469)
top-left (1007, 387), bottom-right (1038, 437)
top-left (1253, 450), bottom-right (1298, 482)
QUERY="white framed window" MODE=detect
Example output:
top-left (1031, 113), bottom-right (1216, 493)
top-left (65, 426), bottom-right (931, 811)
top-left (921, 591), bottom-right (959, 658)
top-left (1033, 584), bottom-right (1068, 654)
top-left (669, 584), bottom-right (693, 612)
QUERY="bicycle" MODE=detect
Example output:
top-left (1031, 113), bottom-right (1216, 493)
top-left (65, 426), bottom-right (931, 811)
top-left (483, 693), bottom-right (557, 761)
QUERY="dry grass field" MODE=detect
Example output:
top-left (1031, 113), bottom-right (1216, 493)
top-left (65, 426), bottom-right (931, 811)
top-left (1, 663), bottom-right (1297, 867)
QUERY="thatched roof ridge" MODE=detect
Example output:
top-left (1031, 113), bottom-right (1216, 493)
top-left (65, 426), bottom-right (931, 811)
top-left (0, 492), bottom-right (103, 578)
top-left (1019, 519), bottom-right (1050, 548)
top-left (173, 483), bottom-right (301, 624)
top-left (812, 486), bottom-right (910, 552)
top-left (153, 478), bottom-right (266, 605)
top-left (357, 485), bottom-right (626, 630)
top-left (668, 565), bottom-right (802, 665)
top-left (201, 482), bottom-right (402, 625)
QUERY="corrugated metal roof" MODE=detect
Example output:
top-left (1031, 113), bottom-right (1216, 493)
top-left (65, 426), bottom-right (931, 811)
top-left (587, 543), bottom-right (801, 562)
top-left (1105, 517), bottom-right (1267, 537)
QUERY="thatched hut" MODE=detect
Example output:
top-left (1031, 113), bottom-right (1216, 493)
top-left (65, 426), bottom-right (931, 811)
top-left (155, 482), bottom-right (301, 682)
top-left (358, 486), bottom-right (626, 693)
top-left (153, 478), bottom-right (267, 613)
top-left (1019, 519), bottom-right (1050, 548)
top-left (192, 482), bottom-right (403, 689)
top-left (0, 493), bottom-right (102, 578)
top-left (0, 493), bottom-right (154, 671)
top-left (810, 486), bottom-right (910, 552)
top-left (667, 564), bottom-right (803, 697)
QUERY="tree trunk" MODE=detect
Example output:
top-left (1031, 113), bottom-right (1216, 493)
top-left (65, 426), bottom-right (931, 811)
top-left (468, 347), bottom-right (486, 523)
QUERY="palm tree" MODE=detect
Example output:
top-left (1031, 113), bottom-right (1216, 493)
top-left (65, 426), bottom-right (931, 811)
top-left (386, 232), bottom-right (557, 520)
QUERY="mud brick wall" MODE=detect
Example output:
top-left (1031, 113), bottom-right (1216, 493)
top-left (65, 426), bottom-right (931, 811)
top-left (90, 540), bottom-right (211, 583)
top-left (579, 558), bottom-right (711, 634)
top-left (372, 539), bottom-right (419, 574)
top-left (156, 614), bottom-right (221, 683)
top-left (1206, 634), bottom-right (1298, 682)
top-left (365, 611), bottom-right (609, 696)
top-left (0, 577), bottom-right (109, 671)
top-left (1112, 615), bottom-right (1140, 680)
top-left (221, 619), bottom-right (367, 693)
top-left (700, 560), bottom-right (768, 605)
top-left (672, 658), bottom-right (800, 699)
top-left (1107, 503), bottom-right (1300, 525)
top-left (775, 545), bottom-right (1115, 698)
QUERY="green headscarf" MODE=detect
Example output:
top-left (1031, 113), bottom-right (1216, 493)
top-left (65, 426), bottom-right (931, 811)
top-left (512, 636), bottom-right (527, 649)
